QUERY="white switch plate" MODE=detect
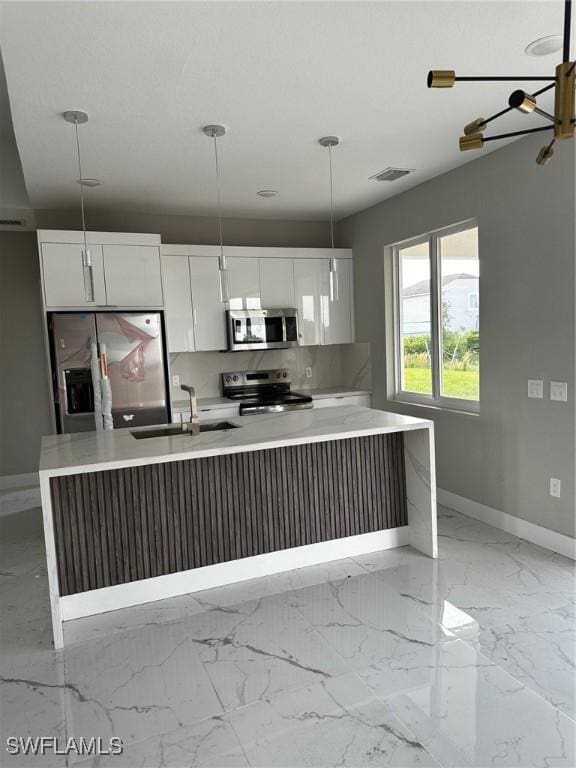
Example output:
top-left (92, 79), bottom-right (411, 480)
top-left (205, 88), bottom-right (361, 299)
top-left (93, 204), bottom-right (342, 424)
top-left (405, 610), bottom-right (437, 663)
top-left (550, 381), bottom-right (568, 402)
top-left (527, 379), bottom-right (543, 399)
top-left (550, 478), bottom-right (561, 498)
top-left (172, 374), bottom-right (180, 387)
top-left (305, 367), bottom-right (313, 379)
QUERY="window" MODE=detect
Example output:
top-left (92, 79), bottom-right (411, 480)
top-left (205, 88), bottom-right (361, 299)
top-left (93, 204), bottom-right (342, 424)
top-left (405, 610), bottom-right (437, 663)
top-left (393, 221), bottom-right (479, 410)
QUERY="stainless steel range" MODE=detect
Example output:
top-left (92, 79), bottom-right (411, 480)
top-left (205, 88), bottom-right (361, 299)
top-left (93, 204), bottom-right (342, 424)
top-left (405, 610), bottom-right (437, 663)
top-left (221, 369), bottom-right (313, 415)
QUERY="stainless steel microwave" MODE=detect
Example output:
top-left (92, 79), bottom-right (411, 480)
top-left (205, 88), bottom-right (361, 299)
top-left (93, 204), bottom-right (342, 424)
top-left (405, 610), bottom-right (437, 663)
top-left (226, 308), bottom-right (299, 351)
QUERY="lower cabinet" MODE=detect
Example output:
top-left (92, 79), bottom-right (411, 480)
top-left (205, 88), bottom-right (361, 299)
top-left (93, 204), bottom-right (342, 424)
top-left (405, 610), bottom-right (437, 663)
top-left (313, 394), bottom-right (371, 409)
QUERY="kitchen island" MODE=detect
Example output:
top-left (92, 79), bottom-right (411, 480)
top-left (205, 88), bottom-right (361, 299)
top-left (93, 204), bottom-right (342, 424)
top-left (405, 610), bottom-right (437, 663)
top-left (39, 405), bottom-right (437, 648)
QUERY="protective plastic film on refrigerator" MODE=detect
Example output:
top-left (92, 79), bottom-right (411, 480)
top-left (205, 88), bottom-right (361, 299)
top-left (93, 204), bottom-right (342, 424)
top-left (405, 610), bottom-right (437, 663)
top-left (48, 312), bottom-right (170, 433)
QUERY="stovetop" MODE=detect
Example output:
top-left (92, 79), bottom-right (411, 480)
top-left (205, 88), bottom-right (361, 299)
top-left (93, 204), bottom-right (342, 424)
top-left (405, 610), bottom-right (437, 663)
top-left (221, 369), bottom-right (313, 415)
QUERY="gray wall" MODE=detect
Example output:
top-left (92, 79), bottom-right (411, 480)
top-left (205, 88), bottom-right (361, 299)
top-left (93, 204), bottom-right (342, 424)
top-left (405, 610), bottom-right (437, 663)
top-left (34, 209), bottom-right (330, 248)
top-left (338, 134), bottom-right (575, 538)
top-left (0, 232), bottom-right (52, 477)
top-left (0, 213), bottom-right (332, 477)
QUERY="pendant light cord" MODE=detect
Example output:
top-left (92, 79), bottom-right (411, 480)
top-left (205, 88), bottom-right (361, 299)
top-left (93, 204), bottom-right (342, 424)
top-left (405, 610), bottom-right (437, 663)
top-left (213, 136), bottom-right (225, 265)
top-left (73, 118), bottom-right (89, 256)
top-left (328, 144), bottom-right (335, 250)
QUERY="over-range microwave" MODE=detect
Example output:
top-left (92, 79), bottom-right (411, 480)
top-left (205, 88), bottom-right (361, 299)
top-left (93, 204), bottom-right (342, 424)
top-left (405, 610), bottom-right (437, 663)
top-left (226, 308), bottom-right (299, 351)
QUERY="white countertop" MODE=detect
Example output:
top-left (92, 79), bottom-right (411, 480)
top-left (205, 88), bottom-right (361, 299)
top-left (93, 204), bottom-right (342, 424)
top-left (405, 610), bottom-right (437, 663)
top-left (39, 406), bottom-right (431, 478)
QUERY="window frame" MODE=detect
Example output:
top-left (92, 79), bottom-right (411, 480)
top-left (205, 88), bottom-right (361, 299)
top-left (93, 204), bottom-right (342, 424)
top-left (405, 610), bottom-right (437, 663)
top-left (392, 219), bottom-right (479, 414)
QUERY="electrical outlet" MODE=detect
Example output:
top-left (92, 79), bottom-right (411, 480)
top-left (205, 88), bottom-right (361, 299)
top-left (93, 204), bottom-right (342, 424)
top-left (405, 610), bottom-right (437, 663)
top-left (550, 381), bottom-right (568, 402)
top-left (172, 374), bottom-right (180, 387)
top-left (527, 379), bottom-right (543, 399)
top-left (305, 367), bottom-right (313, 379)
top-left (550, 478), bottom-right (561, 498)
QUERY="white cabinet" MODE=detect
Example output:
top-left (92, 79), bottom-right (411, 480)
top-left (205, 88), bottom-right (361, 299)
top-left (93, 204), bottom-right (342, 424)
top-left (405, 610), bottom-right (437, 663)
top-left (259, 258), bottom-right (294, 307)
top-left (103, 245), bottom-right (163, 307)
top-left (162, 253), bottom-right (227, 353)
top-left (41, 243), bottom-right (106, 307)
top-left (188, 257), bottom-right (227, 351)
top-left (293, 258), bottom-right (323, 346)
top-left (321, 258), bottom-right (354, 345)
top-left (39, 232), bottom-right (163, 309)
top-left (162, 255), bottom-right (195, 352)
top-left (226, 257), bottom-right (261, 309)
top-left (313, 394), bottom-right (371, 409)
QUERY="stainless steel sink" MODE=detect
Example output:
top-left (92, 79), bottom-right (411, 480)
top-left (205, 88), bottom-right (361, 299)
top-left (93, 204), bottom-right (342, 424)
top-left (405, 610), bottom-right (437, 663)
top-left (131, 422), bottom-right (240, 440)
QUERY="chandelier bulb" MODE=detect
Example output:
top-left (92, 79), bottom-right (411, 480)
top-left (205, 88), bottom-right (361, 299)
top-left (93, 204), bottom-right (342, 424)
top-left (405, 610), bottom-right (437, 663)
top-left (427, 70), bottom-right (456, 88)
top-left (459, 133), bottom-right (484, 152)
top-left (464, 118), bottom-right (487, 136)
top-left (509, 90), bottom-right (537, 114)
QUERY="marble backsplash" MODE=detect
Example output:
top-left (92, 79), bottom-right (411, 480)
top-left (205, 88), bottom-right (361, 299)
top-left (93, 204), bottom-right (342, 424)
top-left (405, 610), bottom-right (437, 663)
top-left (169, 343), bottom-right (371, 401)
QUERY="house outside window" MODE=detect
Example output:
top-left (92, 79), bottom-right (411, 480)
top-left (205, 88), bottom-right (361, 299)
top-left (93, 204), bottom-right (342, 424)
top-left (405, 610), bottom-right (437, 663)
top-left (393, 221), bottom-right (479, 412)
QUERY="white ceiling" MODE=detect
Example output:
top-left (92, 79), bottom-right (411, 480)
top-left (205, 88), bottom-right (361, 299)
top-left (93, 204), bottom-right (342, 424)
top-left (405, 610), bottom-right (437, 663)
top-left (0, 1), bottom-right (565, 220)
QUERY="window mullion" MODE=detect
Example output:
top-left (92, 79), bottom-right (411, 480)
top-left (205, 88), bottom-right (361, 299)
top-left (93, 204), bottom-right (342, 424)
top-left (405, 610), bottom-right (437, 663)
top-left (429, 235), bottom-right (442, 401)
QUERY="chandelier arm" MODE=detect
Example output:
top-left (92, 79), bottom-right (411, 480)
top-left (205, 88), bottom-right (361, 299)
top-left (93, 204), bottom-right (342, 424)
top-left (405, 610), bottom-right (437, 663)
top-left (532, 107), bottom-right (562, 125)
top-left (483, 125), bottom-right (554, 143)
top-left (456, 76), bottom-right (555, 83)
top-left (532, 82), bottom-right (557, 97)
top-left (563, 0), bottom-right (572, 62)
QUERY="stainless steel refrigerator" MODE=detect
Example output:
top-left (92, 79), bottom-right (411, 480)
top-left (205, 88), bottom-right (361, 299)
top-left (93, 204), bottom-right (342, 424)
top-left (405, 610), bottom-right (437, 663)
top-left (48, 312), bottom-right (170, 433)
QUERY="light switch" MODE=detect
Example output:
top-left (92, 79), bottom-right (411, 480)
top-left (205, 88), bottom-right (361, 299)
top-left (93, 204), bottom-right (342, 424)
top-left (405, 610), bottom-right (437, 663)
top-left (550, 381), bottom-right (568, 402)
top-left (527, 379), bottom-right (543, 399)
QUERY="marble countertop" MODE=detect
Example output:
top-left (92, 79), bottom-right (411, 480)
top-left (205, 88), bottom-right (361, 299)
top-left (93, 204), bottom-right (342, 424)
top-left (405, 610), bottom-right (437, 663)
top-left (39, 405), bottom-right (431, 478)
top-left (171, 387), bottom-right (371, 412)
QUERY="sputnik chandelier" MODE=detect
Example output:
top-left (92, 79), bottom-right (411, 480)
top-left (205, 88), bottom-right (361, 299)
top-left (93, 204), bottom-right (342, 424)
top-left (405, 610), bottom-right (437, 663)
top-left (427, 0), bottom-right (575, 165)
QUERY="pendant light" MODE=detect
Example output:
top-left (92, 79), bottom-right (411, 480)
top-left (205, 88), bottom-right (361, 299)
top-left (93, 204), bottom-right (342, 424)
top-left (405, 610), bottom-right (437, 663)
top-left (427, 0), bottom-right (575, 165)
top-left (63, 110), bottom-right (94, 301)
top-left (204, 124), bottom-right (229, 301)
top-left (319, 136), bottom-right (340, 301)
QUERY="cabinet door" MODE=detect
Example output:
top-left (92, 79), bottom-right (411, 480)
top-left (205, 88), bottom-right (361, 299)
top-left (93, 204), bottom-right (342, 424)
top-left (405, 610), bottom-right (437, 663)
top-left (321, 258), bottom-right (354, 345)
top-left (226, 257), bottom-right (261, 309)
top-left (41, 243), bottom-right (106, 307)
top-left (259, 258), bottom-right (295, 307)
top-left (293, 258), bottom-right (322, 346)
top-left (103, 245), bottom-right (163, 306)
top-left (189, 256), bottom-right (227, 351)
top-left (162, 255), bottom-right (195, 352)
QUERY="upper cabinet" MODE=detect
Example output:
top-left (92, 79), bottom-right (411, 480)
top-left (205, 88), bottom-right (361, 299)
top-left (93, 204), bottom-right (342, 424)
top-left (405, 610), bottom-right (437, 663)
top-left (38, 231), bottom-right (163, 309)
top-left (188, 256), bottom-right (227, 351)
top-left (162, 254), bottom-right (195, 352)
top-left (40, 242), bottom-right (107, 307)
top-left (226, 257), bottom-right (261, 309)
top-left (259, 258), bottom-right (294, 307)
top-left (293, 258), bottom-right (323, 346)
top-left (321, 258), bottom-right (354, 345)
top-left (103, 245), bottom-right (163, 306)
top-left (161, 247), bottom-right (227, 353)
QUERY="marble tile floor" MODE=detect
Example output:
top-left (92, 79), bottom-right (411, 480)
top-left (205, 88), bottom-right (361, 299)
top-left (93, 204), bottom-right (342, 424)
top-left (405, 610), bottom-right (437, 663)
top-left (0, 502), bottom-right (574, 768)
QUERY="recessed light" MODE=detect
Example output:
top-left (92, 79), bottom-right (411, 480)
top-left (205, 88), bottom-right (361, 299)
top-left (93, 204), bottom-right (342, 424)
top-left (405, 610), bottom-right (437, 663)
top-left (525, 34), bottom-right (562, 56)
top-left (77, 178), bottom-right (103, 187)
top-left (256, 190), bottom-right (278, 197)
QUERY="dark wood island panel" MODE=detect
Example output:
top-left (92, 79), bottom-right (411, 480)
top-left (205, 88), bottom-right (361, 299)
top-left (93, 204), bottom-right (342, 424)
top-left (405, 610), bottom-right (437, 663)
top-left (50, 433), bottom-right (407, 596)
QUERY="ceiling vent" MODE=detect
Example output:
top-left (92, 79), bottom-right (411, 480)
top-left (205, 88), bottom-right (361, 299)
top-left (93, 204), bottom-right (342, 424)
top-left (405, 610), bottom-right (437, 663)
top-left (369, 167), bottom-right (414, 182)
top-left (0, 218), bottom-right (26, 227)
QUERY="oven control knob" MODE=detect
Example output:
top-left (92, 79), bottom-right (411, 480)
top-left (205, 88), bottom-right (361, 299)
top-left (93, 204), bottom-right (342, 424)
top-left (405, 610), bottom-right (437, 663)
top-left (283, 372), bottom-right (288, 378)
top-left (276, 372), bottom-right (282, 378)
top-left (233, 375), bottom-right (239, 382)
top-left (225, 376), bottom-right (231, 383)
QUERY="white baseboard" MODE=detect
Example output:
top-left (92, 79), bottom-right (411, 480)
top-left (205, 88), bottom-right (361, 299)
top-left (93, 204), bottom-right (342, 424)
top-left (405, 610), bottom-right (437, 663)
top-left (60, 525), bottom-right (410, 621)
top-left (438, 488), bottom-right (576, 561)
top-left (0, 472), bottom-right (38, 491)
